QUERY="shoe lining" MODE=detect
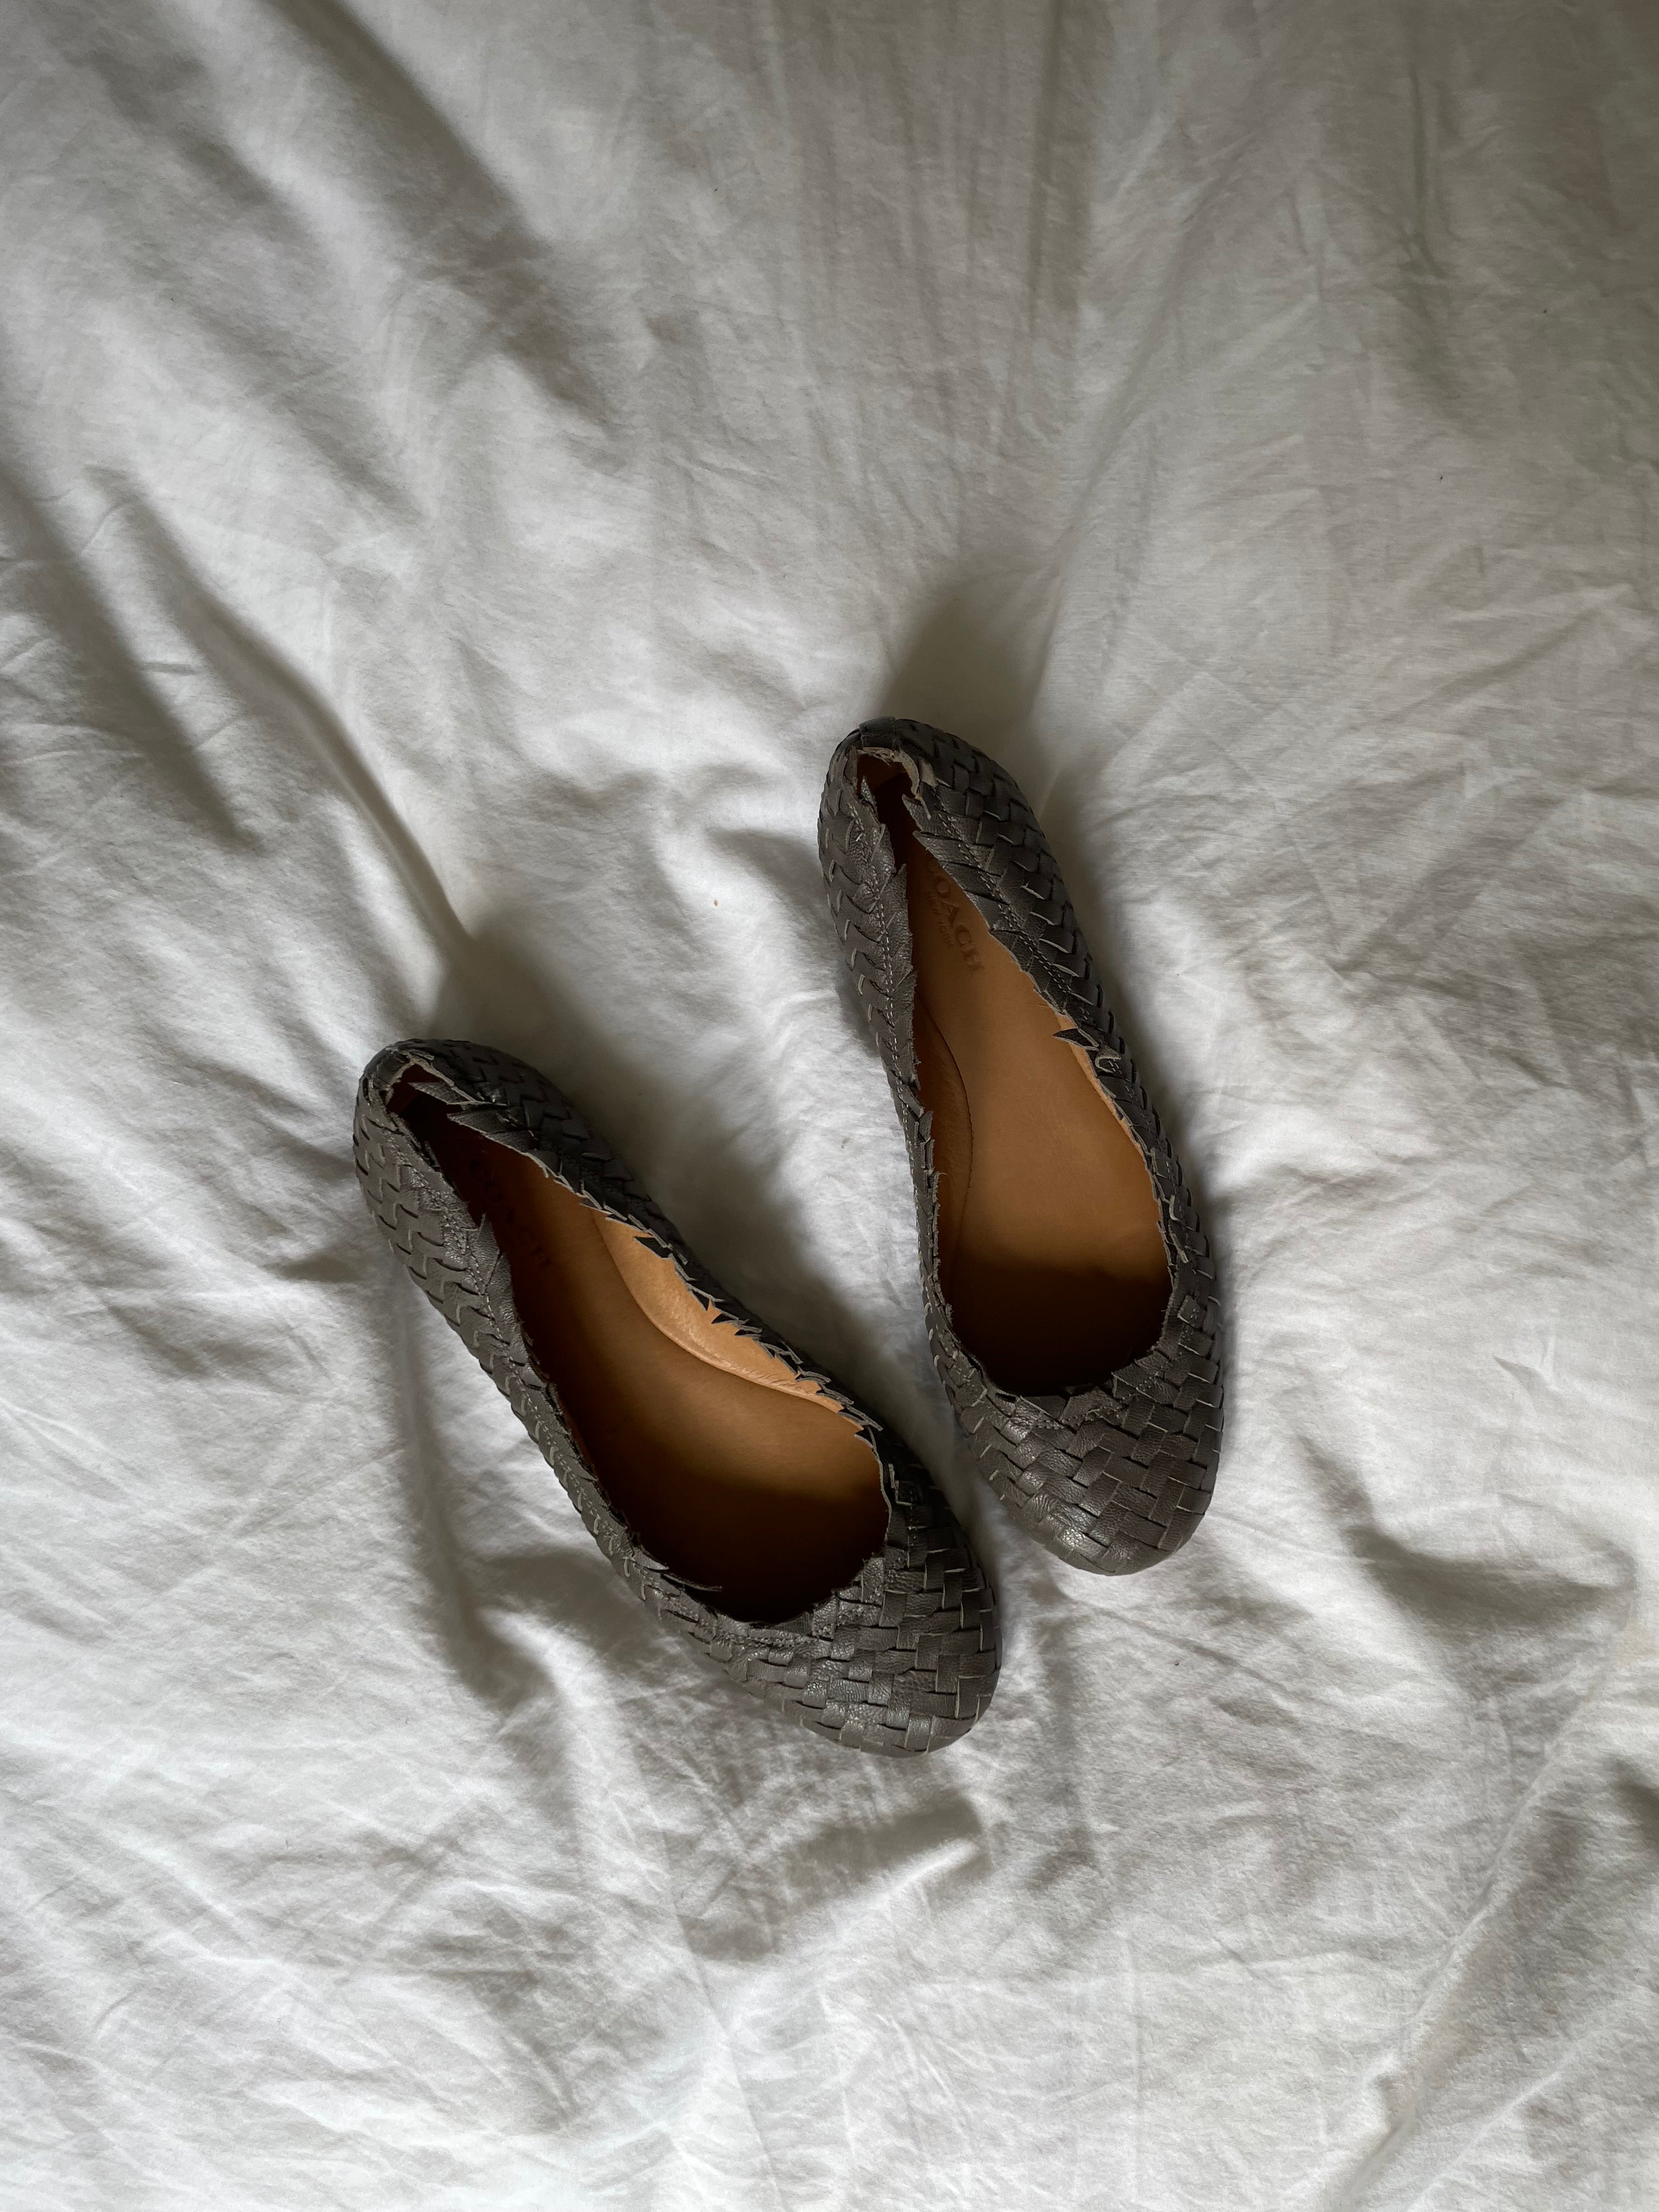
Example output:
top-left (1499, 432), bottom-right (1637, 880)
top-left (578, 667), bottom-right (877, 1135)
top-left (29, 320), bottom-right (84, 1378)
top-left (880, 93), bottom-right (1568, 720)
top-left (865, 759), bottom-right (1172, 1396)
top-left (391, 1075), bottom-right (889, 1624)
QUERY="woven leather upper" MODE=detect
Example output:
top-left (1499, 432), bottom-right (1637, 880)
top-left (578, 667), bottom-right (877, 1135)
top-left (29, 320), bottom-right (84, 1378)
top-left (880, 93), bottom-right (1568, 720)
top-left (353, 1037), bottom-right (999, 1752)
top-left (820, 720), bottom-right (1223, 1573)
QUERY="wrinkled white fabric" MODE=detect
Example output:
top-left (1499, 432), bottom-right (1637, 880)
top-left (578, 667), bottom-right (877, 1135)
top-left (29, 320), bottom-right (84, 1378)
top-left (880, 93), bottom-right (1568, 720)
top-left (3, 2), bottom-right (1657, 2205)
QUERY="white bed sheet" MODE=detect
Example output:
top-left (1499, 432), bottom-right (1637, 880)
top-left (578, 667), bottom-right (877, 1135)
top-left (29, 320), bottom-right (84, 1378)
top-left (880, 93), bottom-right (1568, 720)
top-left (4, 2), bottom-right (1657, 2205)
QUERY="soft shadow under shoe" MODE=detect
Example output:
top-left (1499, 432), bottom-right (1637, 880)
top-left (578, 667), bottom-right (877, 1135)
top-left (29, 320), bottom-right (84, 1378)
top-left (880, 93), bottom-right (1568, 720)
top-left (353, 1037), bottom-right (998, 1753)
top-left (819, 719), bottom-right (1223, 1574)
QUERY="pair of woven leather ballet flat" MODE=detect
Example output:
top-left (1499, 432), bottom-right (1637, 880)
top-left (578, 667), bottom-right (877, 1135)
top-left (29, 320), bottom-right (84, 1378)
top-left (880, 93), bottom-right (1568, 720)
top-left (354, 721), bottom-right (1222, 1757)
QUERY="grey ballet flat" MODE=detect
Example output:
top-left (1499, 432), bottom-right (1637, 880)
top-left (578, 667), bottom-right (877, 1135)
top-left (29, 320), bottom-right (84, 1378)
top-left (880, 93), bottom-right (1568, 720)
top-left (353, 1037), bottom-right (998, 1752)
top-left (820, 719), bottom-right (1222, 1574)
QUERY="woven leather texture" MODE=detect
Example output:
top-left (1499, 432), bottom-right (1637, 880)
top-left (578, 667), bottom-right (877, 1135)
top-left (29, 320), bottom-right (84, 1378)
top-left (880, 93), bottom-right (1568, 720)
top-left (820, 720), bottom-right (1223, 1573)
top-left (353, 1038), bottom-right (998, 1754)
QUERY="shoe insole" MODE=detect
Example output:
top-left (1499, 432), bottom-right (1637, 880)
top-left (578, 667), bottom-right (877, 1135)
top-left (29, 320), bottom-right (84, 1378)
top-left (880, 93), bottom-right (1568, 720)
top-left (393, 1077), bottom-right (888, 1624)
top-left (867, 763), bottom-right (1171, 1396)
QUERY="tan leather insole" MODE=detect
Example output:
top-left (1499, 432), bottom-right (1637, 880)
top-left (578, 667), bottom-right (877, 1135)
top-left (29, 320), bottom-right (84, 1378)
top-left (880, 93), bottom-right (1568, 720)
top-left (394, 1079), bottom-right (888, 1623)
top-left (869, 764), bottom-right (1171, 1395)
